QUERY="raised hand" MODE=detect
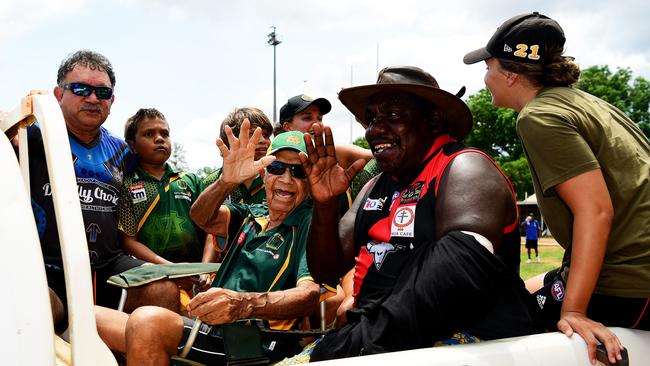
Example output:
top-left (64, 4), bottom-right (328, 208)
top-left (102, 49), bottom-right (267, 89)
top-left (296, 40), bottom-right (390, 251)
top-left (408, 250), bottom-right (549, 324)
top-left (299, 124), bottom-right (366, 203)
top-left (217, 118), bottom-right (275, 185)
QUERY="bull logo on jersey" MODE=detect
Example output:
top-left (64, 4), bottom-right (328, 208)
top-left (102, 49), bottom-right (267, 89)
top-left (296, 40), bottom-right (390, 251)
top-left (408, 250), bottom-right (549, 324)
top-left (366, 241), bottom-right (404, 270)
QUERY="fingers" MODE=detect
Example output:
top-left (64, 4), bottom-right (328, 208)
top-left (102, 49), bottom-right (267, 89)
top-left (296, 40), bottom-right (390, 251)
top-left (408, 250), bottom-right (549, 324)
top-left (253, 155), bottom-right (276, 171)
top-left (323, 126), bottom-right (336, 157)
top-left (216, 138), bottom-right (229, 158)
top-left (224, 125), bottom-right (239, 151)
top-left (344, 158), bottom-right (367, 183)
top-left (557, 318), bottom-right (574, 337)
top-left (239, 118), bottom-right (250, 147)
top-left (596, 328), bottom-right (624, 364)
top-left (311, 124), bottom-right (327, 161)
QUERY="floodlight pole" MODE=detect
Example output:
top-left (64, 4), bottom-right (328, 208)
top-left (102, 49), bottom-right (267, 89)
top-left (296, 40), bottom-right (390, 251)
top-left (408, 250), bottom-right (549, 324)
top-left (267, 26), bottom-right (282, 122)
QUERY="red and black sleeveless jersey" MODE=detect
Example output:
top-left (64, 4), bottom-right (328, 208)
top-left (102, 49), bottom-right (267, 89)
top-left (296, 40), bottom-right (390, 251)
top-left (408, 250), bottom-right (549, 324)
top-left (352, 134), bottom-right (520, 309)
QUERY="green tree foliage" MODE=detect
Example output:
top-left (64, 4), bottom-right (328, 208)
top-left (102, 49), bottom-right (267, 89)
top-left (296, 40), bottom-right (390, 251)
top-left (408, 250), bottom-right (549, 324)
top-left (169, 142), bottom-right (189, 171)
top-left (353, 136), bottom-right (369, 149)
top-left (576, 66), bottom-right (650, 136)
top-left (195, 166), bottom-right (217, 179)
top-left (498, 157), bottom-right (533, 200)
top-left (464, 89), bottom-right (522, 160)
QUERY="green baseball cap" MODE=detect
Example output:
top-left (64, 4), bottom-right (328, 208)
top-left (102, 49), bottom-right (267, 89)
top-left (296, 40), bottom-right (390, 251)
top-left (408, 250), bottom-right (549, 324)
top-left (267, 131), bottom-right (308, 155)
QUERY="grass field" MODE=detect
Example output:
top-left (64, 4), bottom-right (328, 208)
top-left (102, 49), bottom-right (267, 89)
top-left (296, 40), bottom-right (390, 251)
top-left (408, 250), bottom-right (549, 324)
top-left (519, 243), bottom-right (564, 280)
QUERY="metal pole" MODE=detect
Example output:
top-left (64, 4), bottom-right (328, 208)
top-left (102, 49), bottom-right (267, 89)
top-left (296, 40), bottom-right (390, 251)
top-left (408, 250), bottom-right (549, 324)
top-left (273, 44), bottom-right (277, 122)
top-left (267, 26), bottom-right (282, 122)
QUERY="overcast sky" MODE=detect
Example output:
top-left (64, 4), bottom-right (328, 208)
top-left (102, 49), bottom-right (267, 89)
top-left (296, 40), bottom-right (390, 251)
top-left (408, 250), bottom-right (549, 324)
top-left (2, 0), bottom-right (649, 170)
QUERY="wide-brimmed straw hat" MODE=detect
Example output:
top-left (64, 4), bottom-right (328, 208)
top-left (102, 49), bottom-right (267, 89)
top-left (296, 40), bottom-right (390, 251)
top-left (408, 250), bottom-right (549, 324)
top-left (338, 66), bottom-right (472, 140)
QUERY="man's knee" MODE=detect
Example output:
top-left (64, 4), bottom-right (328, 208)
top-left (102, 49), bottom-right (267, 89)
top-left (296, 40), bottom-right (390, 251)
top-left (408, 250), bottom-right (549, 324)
top-left (126, 306), bottom-right (184, 355)
top-left (49, 287), bottom-right (66, 333)
top-left (124, 280), bottom-right (180, 313)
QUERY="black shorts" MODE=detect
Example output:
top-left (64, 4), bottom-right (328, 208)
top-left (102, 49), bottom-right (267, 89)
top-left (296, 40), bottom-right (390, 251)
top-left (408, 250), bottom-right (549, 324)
top-left (177, 317), bottom-right (301, 365)
top-left (533, 268), bottom-right (650, 331)
top-left (46, 253), bottom-right (145, 309)
top-left (177, 317), bottom-right (227, 365)
top-left (525, 239), bottom-right (538, 249)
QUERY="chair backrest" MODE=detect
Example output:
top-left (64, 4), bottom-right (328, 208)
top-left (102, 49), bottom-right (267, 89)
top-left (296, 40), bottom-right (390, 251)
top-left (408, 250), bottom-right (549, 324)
top-left (1, 91), bottom-right (117, 365)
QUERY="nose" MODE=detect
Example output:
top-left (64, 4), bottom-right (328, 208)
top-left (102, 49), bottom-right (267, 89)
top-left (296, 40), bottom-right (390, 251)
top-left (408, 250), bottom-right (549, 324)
top-left (85, 90), bottom-right (101, 103)
top-left (278, 169), bottom-right (293, 182)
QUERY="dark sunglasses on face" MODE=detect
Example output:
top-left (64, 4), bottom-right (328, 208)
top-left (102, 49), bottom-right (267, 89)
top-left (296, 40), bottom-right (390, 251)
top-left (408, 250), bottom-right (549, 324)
top-left (62, 82), bottom-right (113, 100)
top-left (266, 161), bottom-right (307, 179)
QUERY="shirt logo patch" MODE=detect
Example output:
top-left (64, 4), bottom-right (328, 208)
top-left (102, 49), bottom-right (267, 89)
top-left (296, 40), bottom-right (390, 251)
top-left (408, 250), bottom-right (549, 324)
top-left (176, 180), bottom-right (188, 190)
top-left (391, 205), bottom-right (415, 237)
top-left (129, 184), bottom-right (147, 204)
top-left (366, 241), bottom-right (404, 270)
top-left (536, 294), bottom-right (546, 309)
top-left (400, 181), bottom-right (424, 204)
top-left (363, 197), bottom-right (385, 211)
top-left (551, 280), bottom-right (565, 302)
top-left (174, 192), bottom-right (192, 201)
top-left (265, 233), bottom-right (284, 250)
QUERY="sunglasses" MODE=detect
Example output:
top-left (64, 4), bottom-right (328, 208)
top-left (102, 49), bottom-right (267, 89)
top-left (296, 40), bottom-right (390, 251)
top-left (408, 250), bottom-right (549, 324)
top-left (62, 82), bottom-right (113, 100)
top-left (266, 161), bottom-right (307, 179)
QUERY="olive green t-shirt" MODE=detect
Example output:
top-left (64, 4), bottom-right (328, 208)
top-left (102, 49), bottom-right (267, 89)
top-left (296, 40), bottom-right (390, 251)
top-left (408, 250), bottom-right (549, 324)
top-left (517, 86), bottom-right (650, 297)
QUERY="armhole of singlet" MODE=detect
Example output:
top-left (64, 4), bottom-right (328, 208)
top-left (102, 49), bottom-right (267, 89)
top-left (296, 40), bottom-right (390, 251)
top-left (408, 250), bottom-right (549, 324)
top-left (433, 149), bottom-right (519, 234)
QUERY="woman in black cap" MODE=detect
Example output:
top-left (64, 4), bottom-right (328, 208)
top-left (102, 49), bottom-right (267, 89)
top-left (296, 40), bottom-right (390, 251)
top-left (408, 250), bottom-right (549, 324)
top-left (465, 12), bottom-right (650, 364)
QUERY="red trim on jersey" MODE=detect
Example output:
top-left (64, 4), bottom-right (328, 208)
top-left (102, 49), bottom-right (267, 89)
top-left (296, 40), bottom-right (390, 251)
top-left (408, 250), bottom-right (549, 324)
top-left (352, 247), bottom-right (373, 307)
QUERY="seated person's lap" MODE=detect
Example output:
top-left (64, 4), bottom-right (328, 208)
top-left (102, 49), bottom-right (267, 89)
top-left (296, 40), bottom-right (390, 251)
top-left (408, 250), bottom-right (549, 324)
top-left (46, 254), bottom-right (145, 309)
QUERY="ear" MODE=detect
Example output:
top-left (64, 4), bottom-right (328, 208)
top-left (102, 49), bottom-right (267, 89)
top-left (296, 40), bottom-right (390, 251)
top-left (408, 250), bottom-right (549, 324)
top-left (53, 86), bottom-right (64, 104)
top-left (282, 122), bottom-right (291, 132)
top-left (126, 139), bottom-right (137, 154)
top-left (505, 71), bottom-right (519, 87)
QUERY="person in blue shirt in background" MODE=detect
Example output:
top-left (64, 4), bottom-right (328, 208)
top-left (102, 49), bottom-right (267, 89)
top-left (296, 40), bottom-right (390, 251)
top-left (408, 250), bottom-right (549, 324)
top-left (523, 213), bottom-right (542, 263)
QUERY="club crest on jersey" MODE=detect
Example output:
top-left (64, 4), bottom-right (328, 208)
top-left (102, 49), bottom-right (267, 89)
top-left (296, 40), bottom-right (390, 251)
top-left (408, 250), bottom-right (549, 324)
top-left (391, 205), bottom-right (416, 237)
top-left (366, 241), bottom-right (404, 270)
top-left (129, 184), bottom-right (147, 204)
top-left (363, 197), bottom-right (385, 211)
top-left (551, 280), bottom-right (565, 301)
top-left (400, 181), bottom-right (424, 204)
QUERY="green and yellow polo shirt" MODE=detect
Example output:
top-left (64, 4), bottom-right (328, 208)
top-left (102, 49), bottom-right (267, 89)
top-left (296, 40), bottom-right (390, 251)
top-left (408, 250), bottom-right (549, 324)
top-left (118, 164), bottom-right (206, 263)
top-left (213, 200), bottom-right (333, 330)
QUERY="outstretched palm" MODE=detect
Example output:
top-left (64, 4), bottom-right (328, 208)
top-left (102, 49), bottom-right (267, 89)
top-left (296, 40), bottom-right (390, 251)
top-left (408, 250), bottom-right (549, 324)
top-left (300, 125), bottom-right (366, 204)
top-left (218, 119), bottom-right (275, 185)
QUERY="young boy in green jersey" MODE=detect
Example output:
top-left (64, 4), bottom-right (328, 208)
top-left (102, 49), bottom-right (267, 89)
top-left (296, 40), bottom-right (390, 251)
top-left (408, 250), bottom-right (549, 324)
top-left (118, 108), bottom-right (214, 268)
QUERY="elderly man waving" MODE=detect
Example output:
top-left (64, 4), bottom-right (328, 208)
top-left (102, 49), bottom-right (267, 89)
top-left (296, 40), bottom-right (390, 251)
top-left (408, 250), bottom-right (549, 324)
top-left (95, 120), bottom-right (321, 365)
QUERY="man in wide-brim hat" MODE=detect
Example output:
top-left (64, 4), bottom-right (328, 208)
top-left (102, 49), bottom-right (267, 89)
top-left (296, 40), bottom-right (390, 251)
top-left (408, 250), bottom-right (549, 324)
top-left (299, 65), bottom-right (542, 360)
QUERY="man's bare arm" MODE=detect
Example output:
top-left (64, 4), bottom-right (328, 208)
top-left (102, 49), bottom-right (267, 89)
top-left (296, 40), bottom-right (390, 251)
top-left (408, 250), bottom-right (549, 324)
top-left (435, 152), bottom-right (516, 250)
top-left (187, 280), bottom-right (320, 325)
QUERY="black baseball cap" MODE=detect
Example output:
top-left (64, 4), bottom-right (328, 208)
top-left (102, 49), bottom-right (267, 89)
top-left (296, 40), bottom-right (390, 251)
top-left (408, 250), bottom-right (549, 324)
top-left (279, 94), bottom-right (331, 122)
top-left (463, 12), bottom-right (565, 65)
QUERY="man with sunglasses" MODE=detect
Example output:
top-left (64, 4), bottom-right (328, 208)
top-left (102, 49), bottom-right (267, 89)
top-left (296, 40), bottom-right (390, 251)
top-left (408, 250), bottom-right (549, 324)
top-left (22, 50), bottom-right (179, 320)
top-left (95, 121), bottom-right (326, 365)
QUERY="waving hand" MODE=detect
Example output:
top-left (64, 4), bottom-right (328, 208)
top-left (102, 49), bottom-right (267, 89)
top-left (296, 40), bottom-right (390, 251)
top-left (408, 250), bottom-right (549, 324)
top-left (218, 118), bottom-right (275, 185)
top-left (299, 124), bottom-right (366, 203)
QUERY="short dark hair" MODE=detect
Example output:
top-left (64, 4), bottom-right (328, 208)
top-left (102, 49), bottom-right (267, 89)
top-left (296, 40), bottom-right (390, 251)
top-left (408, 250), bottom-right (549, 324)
top-left (57, 50), bottom-right (116, 87)
top-left (124, 108), bottom-right (167, 142)
top-left (220, 107), bottom-right (272, 148)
